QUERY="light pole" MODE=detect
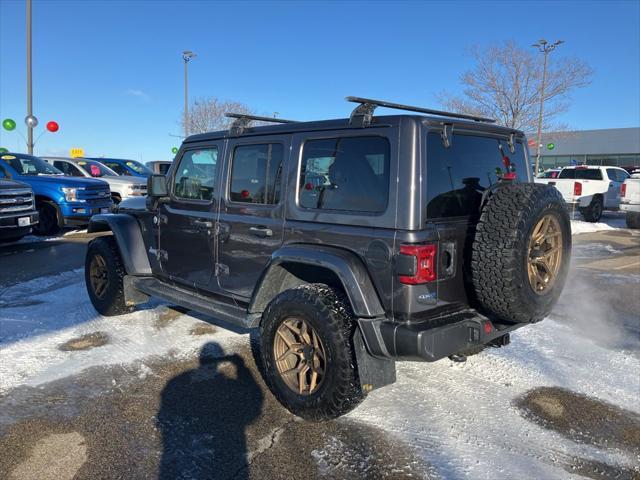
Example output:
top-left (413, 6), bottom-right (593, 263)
top-left (182, 50), bottom-right (196, 138)
top-left (26, 0), bottom-right (35, 154)
top-left (532, 39), bottom-right (563, 175)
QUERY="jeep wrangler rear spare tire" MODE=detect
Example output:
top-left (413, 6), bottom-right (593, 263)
top-left (85, 236), bottom-right (132, 316)
top-left (472, 183), bottom-right (571, 324)
top-left (260, 284), bottom-right (364, 421)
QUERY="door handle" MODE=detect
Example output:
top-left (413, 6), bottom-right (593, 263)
top-left (193, 219), bottom-right (213, 229)
top-left (249, 226), bottom-right (273, 238)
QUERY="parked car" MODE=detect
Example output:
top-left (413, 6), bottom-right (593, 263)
top-left (146, 160), bottom-right (172, 175)
top-left (536, 168), bottom-right (561, 179)
top-left (84, 97), bottom-right (571, 421)
top-left (88, 158), bottom-right (152, 178)
top-left (537, 165), bottom-right (630, 222)
top-left (43, 157), bottom-right (147, 204)
top-left (0, 153), bottom-right (112, 235)
top-left (621, 170), bottom-right (640, 228)
top-left (0, 175), bottom-right (39, 243)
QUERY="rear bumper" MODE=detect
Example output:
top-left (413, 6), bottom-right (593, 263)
top-left (620, 203), bottom-right (640, 213)
top-left (359, 310), bottom-right (524, 361)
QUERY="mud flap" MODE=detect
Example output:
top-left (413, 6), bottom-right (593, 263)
top-left (353, 329), bottom-right (396, 393)
top-left (123, 275), bottom-right (150, 307)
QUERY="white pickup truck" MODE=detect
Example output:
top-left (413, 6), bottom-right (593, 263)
top-left (536, 165), bottom-right (630, 222)
top-left (621, 170), bottom-right (640, 228)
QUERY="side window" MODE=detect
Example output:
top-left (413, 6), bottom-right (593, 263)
top-left (298, 136), bottom-right (390, 213)
top-left (106, 162), bottom-right (128, 175)
top-left (0, 167), bottom-right (5, 178)
top-left (426, 133), bottom-right (527, 219)
top-left (606, 168), bottom-right (619, 182)
top-left (173, 148), bottom-right (218, 201)
top-left (230, 144), bottom-right (283, 204)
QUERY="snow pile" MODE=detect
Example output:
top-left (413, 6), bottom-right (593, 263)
top-left (570, 220), bottom-right (619, 235)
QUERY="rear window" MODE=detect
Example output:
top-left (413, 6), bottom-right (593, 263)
top-left (558, 168), bottom-right (603, 180)
top-left (298, 136), bottom-right (390, 213)
top-left (426, 133), bottom-right (527, 218)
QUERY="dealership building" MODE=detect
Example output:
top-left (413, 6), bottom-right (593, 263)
top-left (532, 127), bottom-right (640, 170)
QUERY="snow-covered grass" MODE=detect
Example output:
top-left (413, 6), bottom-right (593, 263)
top-left (1, 261), bottom-right (638, 478)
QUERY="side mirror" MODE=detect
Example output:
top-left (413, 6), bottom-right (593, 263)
top-left (147, 174), bottom-right (168, 198)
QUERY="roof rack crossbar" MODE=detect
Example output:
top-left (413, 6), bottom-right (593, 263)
top-left (225, 112), bottom-right (298, 136)
top-left (346, 96), bottom-right (496, 126)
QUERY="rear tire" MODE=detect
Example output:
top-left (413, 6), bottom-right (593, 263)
top-left (33, 200), bottom-right (61, 235)
top-left (626, 211), bottom-right (640, 229)
top-left (260, 284), bottom-right (364, 421)
top-left (472, 183), bottom-right (571, 324)
top-left (580, 196), bottom-right (603, 222)
top-left (85, 236), bottom-right (132, 316)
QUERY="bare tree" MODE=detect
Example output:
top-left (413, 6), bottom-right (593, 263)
top-left (439, 41), bottom-right (593, 133)
top-left (181, 97), bottom-right (255, 135)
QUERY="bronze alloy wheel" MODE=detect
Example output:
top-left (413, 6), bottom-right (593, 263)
top-left (89, 254), bottom-right (109, 299)
top-left (527, 214), bottom-right (563, 294)
top-left (273, 317), bottom-right (326, 395)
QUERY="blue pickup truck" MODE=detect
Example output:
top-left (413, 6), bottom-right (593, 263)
top-left (0, 153), bottom-right (112, 235)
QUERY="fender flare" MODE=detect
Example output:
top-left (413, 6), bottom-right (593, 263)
top-left (248, 244), bottom-right (385, 318)
top-left (88, 214), bottom-right (152, 275)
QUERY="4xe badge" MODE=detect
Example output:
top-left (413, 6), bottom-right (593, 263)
top-left (417, 290), bottom-right (437, 305)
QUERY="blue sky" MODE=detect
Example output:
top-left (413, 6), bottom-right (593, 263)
top-left (1, 0), bottom-right (639, 161)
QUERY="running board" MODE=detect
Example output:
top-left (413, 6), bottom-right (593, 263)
top-left (128, 276), bottom-right (260, 329)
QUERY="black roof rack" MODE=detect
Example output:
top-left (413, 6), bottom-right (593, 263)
top-left (346, 96), bottom-right (496, 127)
top-left (225, 112), bottom-right (298, 136)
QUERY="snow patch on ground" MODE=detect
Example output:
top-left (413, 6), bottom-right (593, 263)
top-left (349, 318), bottom-right (640, 479)
top-left (0, 271), bottom-right (235, 393)
top-left (2, 268), bottom-right (639, 479)
top-left (570, 211), bottom-right (627, 235)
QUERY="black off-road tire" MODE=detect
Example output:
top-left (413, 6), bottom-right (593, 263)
top-left (626, 211), bottom-right (640, 229)
top-left (580, 195), bottom-right (603, 222)
top-left (33, 200), bottom-right (61, 235)
top-left (472, 183), bottom-right (571, 324)
top-left (260, 284), bottom-right (364, 421)
top-left (85, 236), bottom-right (132, 316)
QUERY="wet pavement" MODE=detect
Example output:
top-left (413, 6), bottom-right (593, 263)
top-left (0, 223), bottom-right (639, 479)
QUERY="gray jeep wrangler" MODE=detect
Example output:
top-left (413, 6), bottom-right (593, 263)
top-left (85, 97), bottom-right (571, 420)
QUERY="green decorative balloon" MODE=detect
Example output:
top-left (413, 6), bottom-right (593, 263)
top-left (171, 147), bottom-right (178, 154)
top-left (0, 147), bottom-right (8, 154)
top-left (2, 118), bottom-right (16, 131)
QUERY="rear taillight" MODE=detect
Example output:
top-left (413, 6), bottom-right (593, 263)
top-left (398, 244), bottom-right (437, 284)
top-left (574, 182), bottom-right (582, 196)
top-left (621, 183), bottom-right (626, 197)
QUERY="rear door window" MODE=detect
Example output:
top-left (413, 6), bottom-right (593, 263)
top-left (298, 136), bottom-right (390, 213)
top-left (230, 144), bottom-right (283, 204)
top-left (426, 133), bottom-right (527, 218)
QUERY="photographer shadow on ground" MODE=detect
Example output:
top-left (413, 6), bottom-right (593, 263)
top-left (157, 341), bottom-right (264, 480)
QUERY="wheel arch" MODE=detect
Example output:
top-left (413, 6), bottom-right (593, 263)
top-left (88, 214), bottom-right (152, 275)
top-left (248, 244), bottom-right (385, 319)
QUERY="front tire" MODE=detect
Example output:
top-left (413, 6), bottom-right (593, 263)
top-left (626, 211), bottom-right (640, 229)
top-left (260, 284), bottom-right (364, 421)
top-left (581, 196), bottom-right (603, 222)
top-left (85, 236), bottom-right (132, 316)
top-left (33, 200), bottom-right (61, 235)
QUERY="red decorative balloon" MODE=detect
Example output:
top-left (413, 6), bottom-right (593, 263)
top-left (46, 121), bottom-right (59, 132)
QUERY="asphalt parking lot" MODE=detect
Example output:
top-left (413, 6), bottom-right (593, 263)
top-left (0, 214), bottom-right (639, 480)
